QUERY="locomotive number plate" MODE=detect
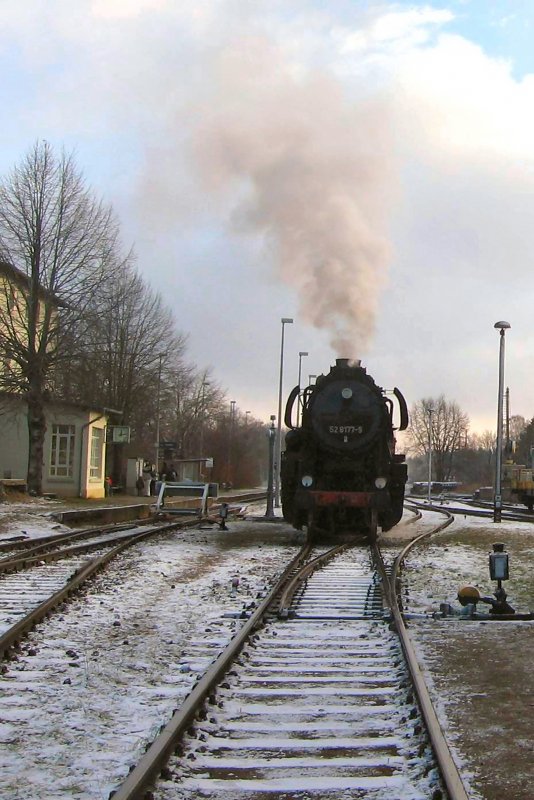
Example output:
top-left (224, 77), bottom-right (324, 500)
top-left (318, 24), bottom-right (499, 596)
top-left (329, 425), bottom-right (363, 434)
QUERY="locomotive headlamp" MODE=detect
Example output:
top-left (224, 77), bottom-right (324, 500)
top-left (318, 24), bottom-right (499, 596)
top-left (341, 388), bottom-right (353, 399)
top-left (375, 477), bottom-right (387, 489)
top-left (302, 475), bottom-right (313, 487)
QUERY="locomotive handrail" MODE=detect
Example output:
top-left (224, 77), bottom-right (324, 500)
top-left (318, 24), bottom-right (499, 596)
top-left (394, 387), bottom-right (409, 431)
top-left (284, 384), bottom-right (300, 429)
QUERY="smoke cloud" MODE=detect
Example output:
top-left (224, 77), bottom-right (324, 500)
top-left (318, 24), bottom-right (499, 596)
top-left (187, 35), bottom-right (395, 355)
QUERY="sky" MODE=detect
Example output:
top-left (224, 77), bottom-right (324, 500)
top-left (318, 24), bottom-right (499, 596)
top-left (1, 0), bottom-right (534, 434)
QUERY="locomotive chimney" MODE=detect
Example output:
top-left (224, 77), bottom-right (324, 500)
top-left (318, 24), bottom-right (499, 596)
top-left (335, 358), bottom-right (361, 368)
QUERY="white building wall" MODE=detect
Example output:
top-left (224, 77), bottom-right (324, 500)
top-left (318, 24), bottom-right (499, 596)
top-left (0, 401), bottom-right (28, 479)
top-left (0, 396), bottom-right (108, 498)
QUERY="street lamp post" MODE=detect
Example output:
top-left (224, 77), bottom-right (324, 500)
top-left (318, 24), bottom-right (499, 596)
top-left (228, 400), bottom-right (236, 486)
top-left (199, 380), bottom-right (210, 457)
top-left (296, 351), bottom-right (309, 426)
top-left (155, 353), bottom-right (166, 476)
top-left (275, 317), bottom-right (293, 508)
top-left (265, 415), bottom-right (276, 518)
top-left (494, 321), bottom-right (511, 523)
top-left (427, 407), bottom-right (434, 505)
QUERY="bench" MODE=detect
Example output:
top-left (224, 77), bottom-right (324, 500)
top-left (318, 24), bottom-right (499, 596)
top-left (156, 482), bottom-right (218, 516)
top-left (0, 478), bottom-right (27, 497)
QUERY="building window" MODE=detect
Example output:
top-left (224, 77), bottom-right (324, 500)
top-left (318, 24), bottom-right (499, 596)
top-left (90, 427), bottom-right (104, 480)
top-left (50, 425), bottom-right (75, 478)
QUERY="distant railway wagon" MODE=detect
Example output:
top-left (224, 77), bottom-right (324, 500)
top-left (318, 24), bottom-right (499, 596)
top-left (280, 358), bottom-right (409, 541)
top-left (411, 481), bottom-right (460, 495)
top-left (503, 463), bottom-right (534, 510)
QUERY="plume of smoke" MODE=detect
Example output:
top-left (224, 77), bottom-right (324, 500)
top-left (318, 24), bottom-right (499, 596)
top-left (190, 35), bottom-right (395, 355)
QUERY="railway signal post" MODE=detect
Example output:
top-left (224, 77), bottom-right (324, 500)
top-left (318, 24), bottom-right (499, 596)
top-left (265, 415), bottom-right (276, 519)
top-left (494, 321), bottom-right (511, 523)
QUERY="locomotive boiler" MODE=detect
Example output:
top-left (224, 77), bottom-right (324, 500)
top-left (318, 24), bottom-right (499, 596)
top-left (280, 358), bottom-right (409, 540)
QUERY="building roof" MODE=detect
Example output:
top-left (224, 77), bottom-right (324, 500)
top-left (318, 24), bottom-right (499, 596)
top-left (0, 260), bottom-right (67, 307)
top-left (0, 390), bottom-right (113, 417)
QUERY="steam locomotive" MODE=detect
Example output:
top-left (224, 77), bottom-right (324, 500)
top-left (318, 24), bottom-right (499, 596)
top-left (280, 359), bottom-right (408, 540)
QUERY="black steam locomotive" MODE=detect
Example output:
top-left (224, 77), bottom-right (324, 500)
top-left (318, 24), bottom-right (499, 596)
top-left (280, 359), bottom-right (408, 540)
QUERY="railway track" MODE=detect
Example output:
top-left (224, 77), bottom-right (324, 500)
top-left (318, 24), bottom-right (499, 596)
top-left (407, 494), bottom-right (534, 524)
top-left (113, 510), bottom-right (466, 800)
top-left (0, 489), bottom-right (267, 563)
top-left (0, 519), bottom-right (200, 661)
top-left (0, 516), bottom-right (294, 800)
top-left (0, 492), bottom-right (266, 660)
top-left (0, 519), bottom-right (152, 561)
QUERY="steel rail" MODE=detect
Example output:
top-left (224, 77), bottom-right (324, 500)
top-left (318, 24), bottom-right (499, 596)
top-left (0, 491), bottom-right (267, 556)
top-left (0, 516), bottom-right (214, 576)
top-left (0, 521), bottom-right (186, 660)
top-left (402, 503), bottom-right (422, 524)
top-left (0, 520), bottom-right (139, 555)
top-left (111, 543), bottom-right (312, 800)
top-left (277, 543), bottom-right (348, 618)
top-left (374, 506), bottom-right (469, 800)
top-left (392, 506), bottom-right (454, 586)
top-left (0, 532), bottom-right (147, 576)
top-left (407, 497), bottom-right (534, 524)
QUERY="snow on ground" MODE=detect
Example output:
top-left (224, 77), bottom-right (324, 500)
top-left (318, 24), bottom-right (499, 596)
top-left (3, 497), bottom-right (534, 799)
top-left (404, 511), bottom-right (534, 612)
top-left (404, 511), bottom-right (534, 800)
top-left (0, 497), bottom-right (71, 541)
top-left (0, 516), bottom-right (301, 800)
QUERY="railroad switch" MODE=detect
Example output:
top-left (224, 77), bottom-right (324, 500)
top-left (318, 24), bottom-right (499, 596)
top-left (487, 542), bottom-right (515, 614)
top-left (441, 543), bottom-right (516, 617)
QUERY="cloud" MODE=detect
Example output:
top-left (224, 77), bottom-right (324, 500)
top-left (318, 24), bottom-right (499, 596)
top-left (90, 0), bottom-right (169, 19)
top-left (339, 6), bottom-right (454, 54)
top-left (3, 2), bottom-right (534, 424)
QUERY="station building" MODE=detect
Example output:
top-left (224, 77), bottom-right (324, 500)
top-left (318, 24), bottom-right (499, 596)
top-left (0, 393), bottom-right (109, 498)
top-left (0, 260), bottom-right (111, 498)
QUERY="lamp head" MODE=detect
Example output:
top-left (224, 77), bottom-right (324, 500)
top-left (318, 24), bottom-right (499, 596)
top-left (494, 321), bottom-right (511, 330)
top-left (299, 351), bottom-right (309, 357)
top-left (281, 317), bottom-right (294, 324)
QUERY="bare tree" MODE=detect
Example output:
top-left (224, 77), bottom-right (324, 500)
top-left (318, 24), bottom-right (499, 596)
top-left (0, 141), bottom-right (122, 493)
top-left (407, 395), bottom-right (469, 482)
top-left (55, 262), bottom-right (189, 482)
top-left (164, 368), bottom-right (226, 461)
top-left (508, 414), bottom-right (526, 452)
top-left (61, 264), bottom-right (186, 413)
top-left (471, 429), bottom-right (496, 466)
top-left (513, 417), bottom-right (534, 468)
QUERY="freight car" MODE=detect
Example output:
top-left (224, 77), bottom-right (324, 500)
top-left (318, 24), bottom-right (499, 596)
top-left (503, 462), bottom-right (534, 510)
top-left (280, 358), bottom-right (409, 541)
